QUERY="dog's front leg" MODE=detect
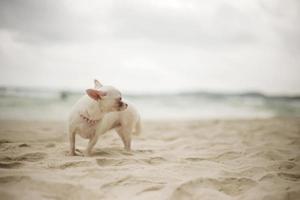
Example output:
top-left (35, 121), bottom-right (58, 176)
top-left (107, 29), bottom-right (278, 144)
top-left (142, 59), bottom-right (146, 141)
top-left (84, 122), bottom-right (109, 156)
top-left (124, 133), bottom-right (131, 151)
top-left (84, 135), bottom-right (98, 156)
top-left (82, 118), bottom-right (105, 156)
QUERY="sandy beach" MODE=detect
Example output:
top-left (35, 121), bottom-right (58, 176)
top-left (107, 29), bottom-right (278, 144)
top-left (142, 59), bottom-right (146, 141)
top-left (0, 117), bottom-right (299, 200)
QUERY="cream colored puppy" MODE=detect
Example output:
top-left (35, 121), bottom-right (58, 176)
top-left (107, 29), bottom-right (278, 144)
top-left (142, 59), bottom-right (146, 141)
top-left (68, 80), bottom-right (141, 156)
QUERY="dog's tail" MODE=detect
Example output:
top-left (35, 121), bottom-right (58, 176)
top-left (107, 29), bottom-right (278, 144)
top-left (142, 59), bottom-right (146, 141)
top-left (132, 116), bottom-right (142, 136)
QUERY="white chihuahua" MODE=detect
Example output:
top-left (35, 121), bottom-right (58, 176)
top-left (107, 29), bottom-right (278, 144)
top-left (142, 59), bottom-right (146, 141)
top-left (68, 80), bottom-right (141, 156)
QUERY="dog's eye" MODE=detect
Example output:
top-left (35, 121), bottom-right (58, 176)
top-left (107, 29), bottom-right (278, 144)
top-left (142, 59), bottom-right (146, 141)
top-left (119, 97), bottom-right (122, 101)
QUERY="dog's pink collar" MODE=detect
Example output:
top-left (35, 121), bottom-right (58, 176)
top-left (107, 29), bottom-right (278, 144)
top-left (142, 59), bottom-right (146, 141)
top-left (80, 114), bottom-right (99, 126)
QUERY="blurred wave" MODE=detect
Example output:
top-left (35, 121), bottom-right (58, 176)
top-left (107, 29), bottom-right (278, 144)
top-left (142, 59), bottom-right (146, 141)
top-left (0, 87), bottom-right (300, 120)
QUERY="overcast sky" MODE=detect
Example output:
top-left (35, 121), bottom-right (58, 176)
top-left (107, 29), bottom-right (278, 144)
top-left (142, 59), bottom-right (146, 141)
top-left (0, 0), bottom-right (299, 94)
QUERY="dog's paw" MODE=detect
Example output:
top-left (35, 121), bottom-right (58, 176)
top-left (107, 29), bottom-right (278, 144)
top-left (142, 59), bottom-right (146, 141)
top-left (75, 148), bottom-right (83, 153)
top-left (124, 147), bottom-right (131, 152)
top-left (67, 149), bottom-right (83, 156)
top-left (67, 151), bottom-right (78, 156)
top-left (83, 150), bottom-right (92, 157)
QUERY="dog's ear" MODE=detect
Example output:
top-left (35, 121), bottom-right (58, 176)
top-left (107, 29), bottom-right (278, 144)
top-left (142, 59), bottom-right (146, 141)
top-left (94, 79), bottom-right (103, 89)
top-left (86, 89), bottom-right (107, 100)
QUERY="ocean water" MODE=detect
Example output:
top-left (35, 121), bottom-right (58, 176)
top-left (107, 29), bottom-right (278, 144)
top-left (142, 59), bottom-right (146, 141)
top-left (0, 87), bottom-right (300, 121)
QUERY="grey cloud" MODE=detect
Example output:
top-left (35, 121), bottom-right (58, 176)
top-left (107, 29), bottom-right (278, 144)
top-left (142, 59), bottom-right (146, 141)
top-left (109, 1), bottom-right (259, 46)
top-left (1, 0), bottom-right (298, 49)
top-left (0, 0), bottom-right (68, 43)
top-left (0, 0), bottom-right (106, 44)
top-left (0, 0), bottom-right (260, 46)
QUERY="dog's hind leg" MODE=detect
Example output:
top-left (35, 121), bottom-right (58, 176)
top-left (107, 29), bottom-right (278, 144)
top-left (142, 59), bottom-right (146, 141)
top-left (116, 127), bottom-right (126, 148)
top-left (68, 129), bottom-right (77, 156)
top-left (116, 127), bottom-right (131, 151)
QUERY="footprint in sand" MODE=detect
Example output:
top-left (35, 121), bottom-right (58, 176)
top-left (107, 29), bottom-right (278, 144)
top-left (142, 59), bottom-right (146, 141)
top-left (96, 158), bottom-right (139, 167)
top-left (170, 177), bottom-right (257, 199)
top-left (137, 185), bottom-right (164, 195)
top-left (18, 143), bottom-right (30, 147)
top-left (45, 143), bottom-right (55, 148)
top-left (259, 171), bottom-right (300, 184)
top-left (222, 166), bottom-right (267, 178)
top-left (249, 150), bottom-right (284, 161)
top-left (0, 162), bottom-right (23, 169)
top-left (101, 175), bottom-right (165, 191)
top-left (0, 176), bottom-right (30, 184)
top-left (214, 152), bottom-right (243, 162)
top-left (289, 155), bottom-right (300, 162)
top-left (47, 161), bottom-right (91, 169)
top-left (93, 150), bottom-right (113, 157)
top-left (15, 152), bottom-right (47, 162)
top-left (278, 161), bottom-right (296, 170)
top-left (0, 140), bottom-right (11, 145)
top-left (278, 172), bottom-right (300, 182)
top-left (134, 149), bottom-right (154, 154)
top-left (93, 148), bottom-right (133, 157)
top-left (96, 158), bottom-right (122, 166)
top-left (0, 152), bottom-right (47, 162)
top-left (142, 157), bottom-right (166, 165)
top-left (0, 175), bottom-right (99, 199)
top-left (185, 151), bottom-right (242, 163)
top-left (101, 176), bottom-right (132, 188)
top-left (96, 157), bottom-right (165, 167)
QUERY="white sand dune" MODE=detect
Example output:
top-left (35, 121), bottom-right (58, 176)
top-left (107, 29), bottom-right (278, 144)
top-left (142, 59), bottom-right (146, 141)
top-left (0, 118), bottom-right (299, 200)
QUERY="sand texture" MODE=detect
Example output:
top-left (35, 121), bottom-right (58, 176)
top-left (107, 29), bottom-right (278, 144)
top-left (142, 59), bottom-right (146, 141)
top-left (0, 118), bottom-right (300, 200)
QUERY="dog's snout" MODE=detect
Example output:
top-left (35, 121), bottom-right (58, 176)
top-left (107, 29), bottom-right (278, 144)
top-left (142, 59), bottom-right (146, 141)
top-left (117, 99), bottom-right (128, 110)
top-left (119, 101), bottom-right (128, 108)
